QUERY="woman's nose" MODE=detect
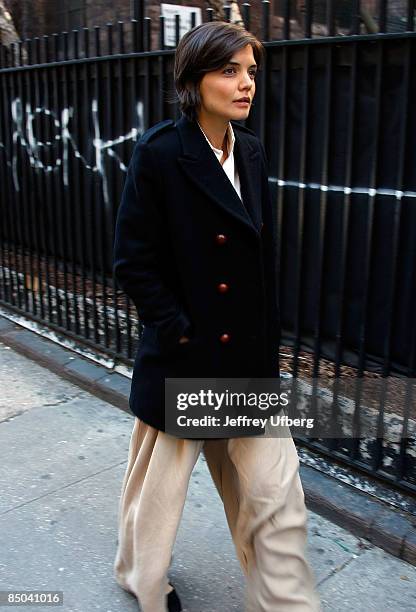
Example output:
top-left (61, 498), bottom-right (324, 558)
top-left (239, 73), bottom-right (253, 89)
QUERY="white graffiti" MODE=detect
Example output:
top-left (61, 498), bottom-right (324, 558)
top-left (2, 99), bottom-right (415, 204)
top-left (1, 97), bottom-right (145, 206)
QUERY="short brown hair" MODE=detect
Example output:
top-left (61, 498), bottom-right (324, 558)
top-left (173, 21), bottom-right (264, 122)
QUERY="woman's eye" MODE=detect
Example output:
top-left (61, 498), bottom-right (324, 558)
top-left (223, 67), bottom-right (257, 78)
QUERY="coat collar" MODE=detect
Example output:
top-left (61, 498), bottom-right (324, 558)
top-left (175, 114), bottom-right (262, 236)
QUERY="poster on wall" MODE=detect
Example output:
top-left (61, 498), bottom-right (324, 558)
top-left (161, 3), bottom-right (202, 46)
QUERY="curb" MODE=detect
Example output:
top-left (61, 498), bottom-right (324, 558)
top-left (1, 314), bottom-right (415, 567)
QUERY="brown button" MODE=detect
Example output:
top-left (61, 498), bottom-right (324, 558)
top-left (220, 333), bottom-right (230, 344)
top-left (216, 233), bottom-right (227, 245)
top-left (217, 282), bottom-right (229, 293)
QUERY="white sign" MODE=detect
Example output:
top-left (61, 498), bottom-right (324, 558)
top-left (161, 4), bottom-right (202, 47)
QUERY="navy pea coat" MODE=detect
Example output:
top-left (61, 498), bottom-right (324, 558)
top-left (113, 113), bottom-right (281, 434)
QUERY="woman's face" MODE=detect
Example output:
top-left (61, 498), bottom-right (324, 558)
top-left (197, 43), bottom-right (257, 123)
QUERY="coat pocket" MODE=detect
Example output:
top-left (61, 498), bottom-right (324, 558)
top-left (141, 323), bottom-right (199, 357)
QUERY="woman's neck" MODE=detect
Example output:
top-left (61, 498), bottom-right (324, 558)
top-left (196, 112), bottom-right (230, 153)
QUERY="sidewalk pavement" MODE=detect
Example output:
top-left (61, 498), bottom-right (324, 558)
top-left (1, 316), bottom-right (416, 611)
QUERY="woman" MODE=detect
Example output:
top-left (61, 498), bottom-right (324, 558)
top-left (112, 21), bottom-right (321, 612)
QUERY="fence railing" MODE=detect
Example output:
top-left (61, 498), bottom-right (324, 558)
top-left (1, 11), bottom-right (416, 496)
top-left (1, 1), bottom-right (416, 67)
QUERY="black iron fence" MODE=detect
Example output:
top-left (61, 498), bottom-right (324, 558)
top-left (1, 8), bottom-right (416, 495)
top-left (1, 0), bottom-right (416, 65)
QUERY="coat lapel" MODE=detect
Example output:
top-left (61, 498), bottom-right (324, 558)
top-left (175, 114), bottom-right (262, 236)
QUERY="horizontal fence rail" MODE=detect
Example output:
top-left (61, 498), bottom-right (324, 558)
top-left (0, 16), bottom-right (416, 494)
top-left (0, 1), bottom-right (415, 66)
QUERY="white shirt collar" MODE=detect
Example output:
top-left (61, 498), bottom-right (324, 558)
top-left (197, 121), bottom-right (235, 159)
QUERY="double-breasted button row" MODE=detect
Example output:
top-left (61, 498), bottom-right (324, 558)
top-left (216, 233), bottom-right (230, 343)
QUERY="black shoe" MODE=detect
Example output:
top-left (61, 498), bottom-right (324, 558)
top-left (167, 584), bottom-right (182, 612)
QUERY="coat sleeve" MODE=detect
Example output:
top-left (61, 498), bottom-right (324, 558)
top-left (258, 140), bottom-right (281, 377)
top-left (113, 139), bottom-right (192, 351)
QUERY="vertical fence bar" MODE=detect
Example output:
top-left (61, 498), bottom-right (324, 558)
top-left (0, 49), bottom-right (9, 303)
top-left (15, 41), bottom-right (28, 311)
top-left (18, 40), bottom-right (23, 66)
top-left (132, 0), bottom-right (144, 52)
top-left (159, 15), bottom-right (165, 50)
top-left (69, 29), bottom-right (84, 336)
top-left (116, 38), bottom-right (132, 357)
top-left (50, 34), bottom-right (63, 327)
top-left (105, 32), bottom-right (122, 355)
top-left (158, 18), bottom-right (166, 117)
top-left (0, 47), bottom-right (17, 307)
top-left (281, 37), bottom-right (308, 429)
top-left (62, 31), bottom-right (80, 332)
top-left (144, 17), bottom-right (151, 52)
top-left (35, 38), bottom-right (47, 316)
top-left (333, 41), bottom-right (358, 458)
top-left (94, 28), bottom-right (111, 349)
top-left (369, 40), bottom-right (386, 474)
top-left (24, 37), bottom-right (44, 317)
top-left (353, 39), bottom-right (383, 472)
top-left (94, 26), bottom-right (101, 57)
top-left (32, 37), bottom-right (46, 319)
top-left (7, 45), bottom-right (23, 309)
top-left (132, 18), bottom-right (139, 52)
top-left (54, 32), bottom-right (72, 329)
top-left (242, 3), bottom-right (250, 31)
top-left (327, 0), bottom-right (335, 37)
top-left (89, 27), bottom-right (101, 341)
top-left (19, 39), bottom-right (32, 310)
top-left (351, 0), bottom-right (361, 35)
top-left (290, 41), bottom-right (309, 391)
top-left (261, 0), bottom-right (270, 41)
top-left (378, 0), bottom-right (388, 33)
top-left (275, 45), bottom-right (287, 376)
top-left (74, 29), bottom-right (79, 59)
top-left (43, 35), bottom-right (60, 327)
top-left (347, 51), bottom-right (365, 457)
top-left (283, 0), bottom-right (290, 40)
top-left (35, 38), bottom-right (53, 321)
top-left (78, 24), bottom-right (96, 343)
top-left (175, 14), bottom-right (180, 47)
top-left (309, 41), bottom-right (336, 445)
top-left (63, 31), bottom-right (69, 60)
top-left (396, 37), bottom-right (413, 484)
top-left (305, 0), bottom-right (313, 38)
top-left (107, 22), bottom-right (113, 56)
top-left (407, 0), bottom-right (415, 31)
top-left (118, 21), bottom-right (125, 55)
top-left (258, 42), bottom-right (267, 146)
top-left (375, 37), bottom-right (410, 480)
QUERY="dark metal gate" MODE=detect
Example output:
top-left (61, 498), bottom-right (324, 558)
top-left (1, 6), bottom-right (416, 494)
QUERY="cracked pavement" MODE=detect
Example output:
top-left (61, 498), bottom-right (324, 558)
top-left (1, 341), bottom-right (416, 611)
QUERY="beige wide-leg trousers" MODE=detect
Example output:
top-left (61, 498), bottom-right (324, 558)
top-left (114, 417), bottom-right (321, 612)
